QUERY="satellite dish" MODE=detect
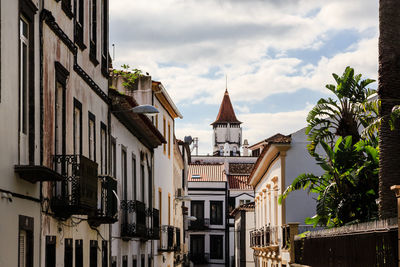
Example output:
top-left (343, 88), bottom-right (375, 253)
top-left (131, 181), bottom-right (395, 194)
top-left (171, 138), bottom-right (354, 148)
top-left (184, 136), bottom-right (193, 144)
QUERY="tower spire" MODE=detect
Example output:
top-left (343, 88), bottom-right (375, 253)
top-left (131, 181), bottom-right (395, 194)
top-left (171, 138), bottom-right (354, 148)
top-left (225, 74), bottom-right (228, 91)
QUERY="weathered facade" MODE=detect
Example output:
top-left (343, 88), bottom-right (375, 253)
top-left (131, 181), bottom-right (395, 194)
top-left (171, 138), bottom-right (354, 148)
top-left (39, 0), bottom-right (113, 266)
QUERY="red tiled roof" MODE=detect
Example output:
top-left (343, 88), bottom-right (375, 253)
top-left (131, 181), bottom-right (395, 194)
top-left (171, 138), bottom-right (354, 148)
top-left (228, 175), bottom-right (252, 190)
top-left (248, 133), bottom-right (292, 181)
top-left (188, 164), bottom-right (226, 182)
top-left (211, 89), bottom-right (241, 125)
top-left (230, 202), bottom-right (255, 217)
top-left (229, 163), bottom-right (254, 175)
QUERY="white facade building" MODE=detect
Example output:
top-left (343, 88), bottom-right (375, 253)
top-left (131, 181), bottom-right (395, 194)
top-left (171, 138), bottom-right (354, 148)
top-left (249, 128), bottom-right (323, 267)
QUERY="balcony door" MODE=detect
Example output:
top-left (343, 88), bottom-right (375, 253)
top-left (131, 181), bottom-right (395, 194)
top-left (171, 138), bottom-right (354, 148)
top-left (190, 235), bottom-right (205, 260)
top-left (191, 201), bottom-right (204, 221)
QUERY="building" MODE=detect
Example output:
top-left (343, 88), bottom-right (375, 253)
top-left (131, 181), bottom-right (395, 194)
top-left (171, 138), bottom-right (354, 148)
top-left (39, 0), bottom-right (114, 265)
top-left (0, 1), bottom-right (42, 266)
top-left (248, 129), bottom-right (322, 267)
top-left (111, 74), bottom-right (184, 267)
top-left (186, 89), bottom-right (256, 267)
top-left (109, 82), bottom-right (166, 266)
top-left (230, 202), bottom-right (255, 267)
top-left (212, 89), bottom-right (242, 156)
top-left (187, 163), bottom-right (228, 266)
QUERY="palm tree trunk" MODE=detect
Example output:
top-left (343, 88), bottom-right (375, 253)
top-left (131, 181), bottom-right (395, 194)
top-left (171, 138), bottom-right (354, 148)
top-left (378, 0), bottom-right (400, 219)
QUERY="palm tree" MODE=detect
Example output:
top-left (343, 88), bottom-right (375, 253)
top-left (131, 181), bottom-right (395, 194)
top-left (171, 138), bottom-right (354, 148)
top-left (378, 0), bottom-right (400, 219)
top-left (306, 67), bottom-right (376, 154)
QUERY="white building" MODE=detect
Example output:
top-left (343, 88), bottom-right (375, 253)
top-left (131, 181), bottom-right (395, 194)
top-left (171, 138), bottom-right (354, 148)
top-left (187, 164), bottom-right (228, 266)
top-left (230, 202), bottom-right (255, 267)
top-left (0, 1), bottom-right (42, 266)
top-left (111, 74), bottom-right (183, 267)
top-left (212, 90), bottom-right (243, 156)
top-left (109, 86), bottom-right (165, 267)
top-left (249, 129), bottom-right (322, 267)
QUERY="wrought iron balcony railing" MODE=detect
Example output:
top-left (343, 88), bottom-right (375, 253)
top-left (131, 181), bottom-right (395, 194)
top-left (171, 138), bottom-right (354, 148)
top-left (51, 154), bottom-right (98, 218)
top-left (159, 225), bottom-right (175, 252)
top-left (188, 218), bottom-right (210, 230)
top-left (88, 175), bottom-right (118, 226)
top-left (120, 200), bottom-right (147, 240)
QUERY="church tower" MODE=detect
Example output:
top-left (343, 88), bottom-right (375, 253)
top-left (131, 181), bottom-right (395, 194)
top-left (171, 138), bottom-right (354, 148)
top-left (211, 89), bottom-right (242, 156)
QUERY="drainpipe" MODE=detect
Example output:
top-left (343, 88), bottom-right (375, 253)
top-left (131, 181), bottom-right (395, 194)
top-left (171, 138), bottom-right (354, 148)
top-left (39, 0), bottom-right (44, 266)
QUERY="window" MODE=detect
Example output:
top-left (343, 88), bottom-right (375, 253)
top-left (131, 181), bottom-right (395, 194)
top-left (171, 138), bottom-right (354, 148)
top-left (19, 17), bottom-right (28, 135)
top-left (19, 0), bottom-right (37, 164)
top-left (75, 0), bottom-right (85, 49)
top-left (141, 255), bottom-right (145, 267)
top-left (90, 240), bottom-right (98, 267)
top-left (101, 0), bottom-right (108, 75)
top-left (73, 99), bottom-right (82, 155)
top-left (140, 163), bottom-right (145, 202)
top-left (210, 201), bottom-right (223, 225)
top-left (45, 236), bottom-right (56, 267)
top-left (89, 0), bottom-right (98, 64)
top-left (88, 112), bottom-right (96, 161)
top-left (102, 241), bottom-right (108, 267)
top-left (110, 137), bottom-right (116, 177)
top-left (239, 199), bottom-right (244, 206)
top-left (75, 240), bottom-right (83, 267)
top-left (132, 154), bottom-right (137, 200)
top-left (190, 235), bottom-right (205, 257)
top-left (100, 122), bottom-right (107, 174)
top-left (122, 148), bottom-right (127, 200)
top-left (132, 256), bottom-right (137, 267)
top-left (111, 256), bottom-right (116, 267)
top-left (191, 201), bottom-right (204, 220)
top-left (168, 122), bottom-right (171, 158)
top-left (54, 62), bottom-right (69, 158)
top-left (210, 235), bottom-right (223, 259)
top-left (64, 239), bottom-right (73, 267)
top-left (122, 255), bottom-right (127, 267)
top-left (19, 215), bottom-right (33, 267)
top-left (163, 117), bottom-right (166, 154)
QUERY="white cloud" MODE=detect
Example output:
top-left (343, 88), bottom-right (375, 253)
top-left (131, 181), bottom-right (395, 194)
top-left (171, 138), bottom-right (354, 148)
top-left (109, 0), bottom-right (379, 153)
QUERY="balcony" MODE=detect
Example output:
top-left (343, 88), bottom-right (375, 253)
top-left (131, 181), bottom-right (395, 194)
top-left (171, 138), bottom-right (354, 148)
top-left (88, 175), bottom-right (118, 226)
top-left (188, 218), bottom-right (210, 230)
top-left (14, 164), bottom-right (63, 183)
top-left (148, 208), bottom-right (160, 240)
top-left (120, 200), bottom-right (147, 240)
top-left (50, 155), bottom-right (98, 218)
top-left (189, 253), bottom-right (210, 264)
top-left (159, 225), bottom-right (175, 252)
top-left (250, 226), bottom-right (280, 253)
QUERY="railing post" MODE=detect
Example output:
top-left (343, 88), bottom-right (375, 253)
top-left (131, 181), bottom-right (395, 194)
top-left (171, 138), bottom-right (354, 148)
top-left (390, 185), bottom-right (400, 267)
top-left (287, 222), bottom-right (299, 263)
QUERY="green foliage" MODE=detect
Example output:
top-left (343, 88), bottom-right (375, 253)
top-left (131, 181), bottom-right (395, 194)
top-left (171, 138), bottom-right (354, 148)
top-left (306, 66), bottom-right (376, 154)
top-left (280, 67), bottom-right (379, 228)
top-left (280, 137), bottom-right (379, 227)
top-left (113, 64), bottom-right (142, 90)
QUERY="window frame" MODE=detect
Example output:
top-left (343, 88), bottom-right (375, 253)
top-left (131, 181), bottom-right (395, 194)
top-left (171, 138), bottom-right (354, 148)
top-left (210, 201), bottom-right (223, 225)
top-left (209, 235), bottom-right (224, 260)
top-left (73, 98), bottom-right (83, 155)
top-left (88, 112), bottom-right (96, 161)
top-left (100, 122), bottom-right (107, 174)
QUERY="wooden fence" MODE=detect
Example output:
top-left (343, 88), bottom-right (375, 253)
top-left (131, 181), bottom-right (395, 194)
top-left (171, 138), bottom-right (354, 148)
top-left (294, 218), bottom-right (398, 267)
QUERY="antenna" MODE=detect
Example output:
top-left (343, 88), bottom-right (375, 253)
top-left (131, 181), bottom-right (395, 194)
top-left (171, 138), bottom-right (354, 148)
top-left (226, 74), bottom-right (228, 89)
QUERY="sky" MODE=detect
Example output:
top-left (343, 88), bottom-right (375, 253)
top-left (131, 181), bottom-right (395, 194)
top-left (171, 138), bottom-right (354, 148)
top-left (109, 0), bottom-right (379, 155)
